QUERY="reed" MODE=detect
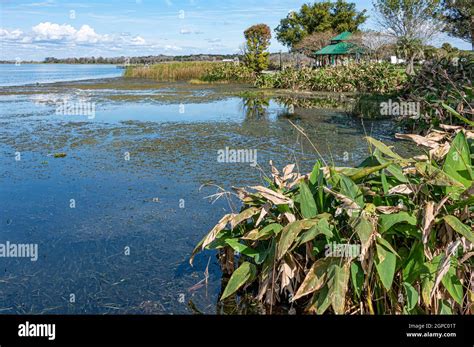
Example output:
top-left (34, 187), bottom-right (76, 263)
top-left (124, 61), bottom-right (218, 81)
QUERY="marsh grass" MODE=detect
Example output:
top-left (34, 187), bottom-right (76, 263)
top-left (124, 61), bottom-right (218, 81)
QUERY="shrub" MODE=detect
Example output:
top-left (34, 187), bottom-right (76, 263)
top-left (399, 55), bottom-right (474, 131)
top-left (201, 63), bottom-right (255, 83)
top-left (255, 62), bottom-right (407, 94)
top-left (191, 127), bottom-right (473, 315)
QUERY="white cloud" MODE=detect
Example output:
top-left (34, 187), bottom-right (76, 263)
top-left (75, 25), bottom-right (107, 43)
top-left (32, 22), bottom-right (76, 41)
top-left (0, 22), bottom-right (148, 49)
top-left (0, 28), bottom-right (24, 40)
top-left (30, 22), bottom-right (109, 44)
top-left (130, 36), bottom-right (146, 45)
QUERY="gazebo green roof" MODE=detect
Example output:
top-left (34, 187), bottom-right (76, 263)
top-left (330, 31), bottom-right (352, 42)
top-left (314, 41), bottom-right (361, 55)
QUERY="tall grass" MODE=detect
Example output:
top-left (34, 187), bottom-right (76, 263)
top-left (124, 61), bottom-right (218, 81)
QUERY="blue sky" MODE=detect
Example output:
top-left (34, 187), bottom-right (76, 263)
top-left (0, 0), bottom-right (470, 60)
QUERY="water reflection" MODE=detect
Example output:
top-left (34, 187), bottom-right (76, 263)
top-left (0, 82), bottom-right (416, 315)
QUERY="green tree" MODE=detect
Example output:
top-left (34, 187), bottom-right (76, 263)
top-left (275, 0), bottom-right (367, 49)
top-left (441, 0), bottom-right (474, 50)
top-left (396, 37), bottom-right (425, 75)
top-left (373, 0), bottom-right (443, 74)
top-left (243, 24), bottom-right (272, 72)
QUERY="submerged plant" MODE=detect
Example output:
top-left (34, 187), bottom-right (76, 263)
top-left (191, 127), bottom-right (473, 314)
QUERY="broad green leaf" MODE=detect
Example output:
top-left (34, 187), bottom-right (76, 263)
top-left (420, 255), bottom-right (442, 306)
top-left (403, 242), bottom-right (425, 283)
top-left (309, 161), bottom-right (321, 187)
top-left (441, 260), bottom-right (463, 305)
top-left (416, 162), bottom-right (465, 188)
top-left (243, 223), bottom-right (283, 241)
top-left (328, 262), bottom-right (350, 314)
top-left (443, 131), bottom-right (472, 190)
top-left (340, 175), bottom-right (364, 208)
top-left (277, 219), bottom-right (319, 260)
top-left (375, 243), bottom-right (397, 290)
top-left (308, 284), bottom-right (331, 315)
top-left (378, 212), bottom-right (417, 233)
top-left (444, 215), bottom-right (474, 243)
top-left (300, 181), bottom-right (318, 218)
top-left (309, 161), bottom-right (325, 212)
top-left (348, 162), bottom-right (391, 181)
top-left (350, 262), bottom-right (364, 299)
top-left (366, 136), bottom-right (407, 163)
top-left (293, 257), bottom-right (336, 301)
top-left (225, 238), bottom-right (260, 258)
top-left (375, 151), bottom-right (409, 183)
top-left (439, 300), bottom-right (453, 314)
top-left (376, 237), bottom-right (400, 258)
top-left (220, 262), bottom-right (257, 300)
top-left (297, 218), bottom-right (333, 245)
top-left (190, 214), bottom-right (233, 264)
top-left (403, 282), bottom-right (419, 311)
top-left (354, 213), bottom-right (373, 252)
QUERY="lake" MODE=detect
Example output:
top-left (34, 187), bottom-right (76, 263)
top-left (0, 69), bottom-right (414, 314)
top-left (0, 64), bottom-right (122, 86)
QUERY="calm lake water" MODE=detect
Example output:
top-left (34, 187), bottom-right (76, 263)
top-left (0, 73), bottom-right (414, 314)
top-left (0, 64), bottom-right (122, 86)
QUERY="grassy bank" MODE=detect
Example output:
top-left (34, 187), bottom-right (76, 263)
top-left (125, 61), bottom-right (406, 94)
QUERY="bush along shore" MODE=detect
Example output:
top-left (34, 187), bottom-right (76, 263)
top-left (124, 61), bottom-right (406, 94)
top-left (123, 55), bottom-right (472, 128)
top-left (191, 122), bottom-right (473, 314)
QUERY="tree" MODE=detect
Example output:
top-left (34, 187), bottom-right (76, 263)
top-left (348, 30), bottom-right (396, 60)
top-left (275, 0), bottom-right (367, 49)
top-left (396, 37), bottom-right (425, 75)
top-left (243, 24), bottom-right (272, 72)
top-left (373, 0), bottom-right (444, 41)
top-left (292, 30), bottom-right (336, 58)
top-left (441, 0), bottom-right (474, 50)
top-left (373, 0), bottom-right (444, 73)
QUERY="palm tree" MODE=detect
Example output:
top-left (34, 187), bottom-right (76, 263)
top-left (396, 37), bottom-right (425, 75)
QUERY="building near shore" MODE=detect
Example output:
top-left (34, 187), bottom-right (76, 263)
top-left (314, 31), bottom-right (364, 67)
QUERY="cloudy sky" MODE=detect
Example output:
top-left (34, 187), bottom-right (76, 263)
top-left (0, 0), bottom-right (470, 61)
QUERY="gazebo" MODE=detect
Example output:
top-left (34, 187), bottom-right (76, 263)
top-left (314, 31), bottom-right (364, 67)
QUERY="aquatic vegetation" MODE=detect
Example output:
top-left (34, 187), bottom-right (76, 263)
top-left (255, 62), bottom-right (407, 94)
top-left (191, 126), bottom-right (473, 314)
top-left (124, 62), bottom-right (219, 81)
top-left (53, 153), bottom-right (67, 158)
top-left (124, 61), bottom-right (255, 84)
top-left (201, 63), bottom-right (255, 83)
